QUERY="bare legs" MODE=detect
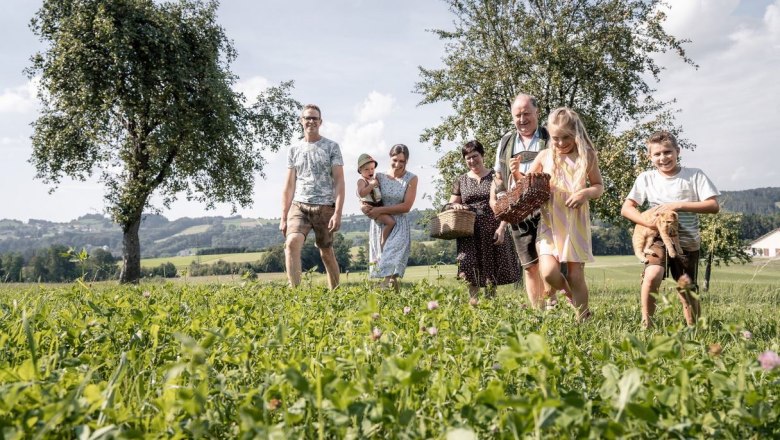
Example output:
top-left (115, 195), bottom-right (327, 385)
top-left (641, 267), bottom-right (700, 328)
top-left (640, 265), bottom-right (663, 328)
top-left (468, 283), bottom-right (496, 299)
top-left (319, 247), bottom-right (340, 290)
top-left (284, 233), bottom-right (305, 288)
top-left (284, 232), bottom-right (340, 290)
top-left (376, 214), bottom-right (395, 249)
top-left (539, 255), bottom-right (590, 320)
top-left (524, 263), bottom-right (545, 309)
top-left (676, 273), bottom-right (700, 326)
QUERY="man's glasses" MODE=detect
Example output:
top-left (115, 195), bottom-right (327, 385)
top-left (302, 116), bottom-right (320, 121)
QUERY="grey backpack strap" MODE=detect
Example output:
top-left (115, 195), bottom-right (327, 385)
top-left (538, 126), bottom-right (549, 150)
top-left (495, 131), bottom-right (514, 193)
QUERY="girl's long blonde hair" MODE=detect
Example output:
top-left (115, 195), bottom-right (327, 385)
top-left (546, 107), bottom-right (595, 190)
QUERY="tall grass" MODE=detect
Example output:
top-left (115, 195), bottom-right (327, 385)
top-left (0, 257), bottom-right (777, 437)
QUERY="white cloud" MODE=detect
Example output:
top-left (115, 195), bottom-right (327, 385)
top-left (653, 0), bottom-right (780, 190)
top-left (0, 78), bottom-right (39, 114)
top-left (341, 120), bottom-right (388, 157)
top-left (660, 0), bottom-right (740, 58)
top-left (355, 91), bottom-right (396, 123)
top-left (764, 1), bottom-right (780, 39)
top-left (320, 121), bottom-right (345, 141)
top-left (321, 92), bottom-right (396, 164)
top-left (233, 75), bottom-right (271, 104)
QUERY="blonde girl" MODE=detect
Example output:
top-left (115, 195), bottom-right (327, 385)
top-left (520, 107), bottom-right (604, 320)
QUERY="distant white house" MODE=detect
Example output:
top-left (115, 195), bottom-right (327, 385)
top-left (748, 228), bottom-right (780, 257)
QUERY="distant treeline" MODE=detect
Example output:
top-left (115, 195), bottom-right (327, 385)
top-left (721, 187), bottom-right (780, 215)
top-left (0, 244), bottom-right (177, 283)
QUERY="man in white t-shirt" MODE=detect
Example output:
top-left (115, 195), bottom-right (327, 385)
top-left (621, 131), bottom-right (720, 328)
top-left (280, 104), bottom-right (345, 290)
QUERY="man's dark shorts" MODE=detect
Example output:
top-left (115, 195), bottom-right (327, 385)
top-left (509, 213), bottom-right (540, 268)
top-left (286, 201), bottom-right (335, 248)
top-left (643, 237), bottom-right (700, 289)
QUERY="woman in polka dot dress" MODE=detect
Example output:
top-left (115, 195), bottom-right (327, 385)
top-left (447, 140), bottom-right (521, 297)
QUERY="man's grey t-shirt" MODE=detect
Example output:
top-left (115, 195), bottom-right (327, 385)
top-left (287, 137), bottom-right (344, 205)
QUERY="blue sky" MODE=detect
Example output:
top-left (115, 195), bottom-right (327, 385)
top-left (1, 0), bottom-right (778, 222)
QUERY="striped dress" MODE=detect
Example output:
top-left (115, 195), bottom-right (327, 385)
top-left (537, 151), bottom-right (594, 263)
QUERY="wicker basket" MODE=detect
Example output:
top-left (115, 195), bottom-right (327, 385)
top-left (493, 172), bottom-right (551, 224)
top-left (429, 209), bottom-right (476, 240)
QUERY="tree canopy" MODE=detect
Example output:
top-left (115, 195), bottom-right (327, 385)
top-left (28, 0), bottom-right (300, 283)
top-left (416, 0), bottom-right (696, 223)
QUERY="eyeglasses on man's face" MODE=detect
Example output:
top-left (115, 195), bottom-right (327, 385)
top-left (302, 116), bottom-right (320, 122)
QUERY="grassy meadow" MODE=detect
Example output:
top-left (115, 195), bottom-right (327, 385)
top-left (0, 257), bottom-right (778, 438)
top-left (140, 251), bottom-right (268, 271)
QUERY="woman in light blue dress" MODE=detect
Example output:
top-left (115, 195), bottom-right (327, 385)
top-left (362, 144), bottom-right (418, 289)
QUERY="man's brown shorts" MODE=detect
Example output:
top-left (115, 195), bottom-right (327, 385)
top-left (286, 201), bottom-right (335, 248)
top-left (643, 237), bottom-right (700, 288)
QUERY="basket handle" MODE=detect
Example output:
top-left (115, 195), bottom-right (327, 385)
top-left (441, 203), bottom-right (473, 212)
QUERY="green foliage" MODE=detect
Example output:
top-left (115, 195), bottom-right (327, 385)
top-left (27, 0), bottom-right (300, 283)
top-left (141, 262), bottom-right (177, 279)
top-left (416, 0), bottom-right (696, 223)
top-left (352, 245), bottom-right (369, 271)
top-left (701, 212), bottom-right (752, 267)
top-left (740, 213), bottom-right (780, 241)
top-left (0, 277), bottom-right (778, 437)
top-left (592, 225), bottom-right (633, 255)
top-left (409, 239), bottom-right (457, 266)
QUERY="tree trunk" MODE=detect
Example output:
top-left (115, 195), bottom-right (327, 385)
top-left (119, 216), bottom-right (142, 284)
top-left (703, 250), bottom-right (713, 292)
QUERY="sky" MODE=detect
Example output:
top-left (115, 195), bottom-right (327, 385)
top-left (1, 0), bottom-right (778, 223)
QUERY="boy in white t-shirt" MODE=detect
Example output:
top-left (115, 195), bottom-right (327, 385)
top-left (621, 131), bottom-right (720, 328)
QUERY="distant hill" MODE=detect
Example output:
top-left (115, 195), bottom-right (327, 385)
top-left (720, 187), bottom-right (780, 215)
top-left (0, 210), bottom-right (433, 258)
top-left (1, 187), bottom-right (776, 258)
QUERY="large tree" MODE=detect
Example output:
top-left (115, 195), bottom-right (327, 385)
top-left (416, 0), bottom-right (695, 223)
top-left (28, 0), bottom-right (300, 283)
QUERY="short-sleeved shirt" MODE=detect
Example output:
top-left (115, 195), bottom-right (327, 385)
top-left (287, 137), bottom-right (344, 205)
top-left (626, 167), bottom-right (720, 251)
top-left (493, 129), bottom-right (543, 177)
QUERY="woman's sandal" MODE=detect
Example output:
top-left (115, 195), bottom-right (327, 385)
top-left (388, 278), bottom-right (400, 293)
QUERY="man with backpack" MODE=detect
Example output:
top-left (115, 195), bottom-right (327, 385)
top-left (490, 93), bottom-right (549, 308)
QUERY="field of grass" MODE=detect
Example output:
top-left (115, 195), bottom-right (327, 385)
top-left (152, 224), bottom-right (212, 243)
top-left (140, 251), bottom-right (267, 270)
top-left (257, 255), bottom-right (780, 291)
top-left (1, 257), bottom-right (778, 437)
top-left (221, 218), bottom-right (264, 228)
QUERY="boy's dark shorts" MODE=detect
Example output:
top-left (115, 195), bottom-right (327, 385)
top-left (509, 213), bottom-right (540, 268)
top-left (643, 237), bottom-right (700, 288)
top-left (286, 201), bottom-right (335, 248)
